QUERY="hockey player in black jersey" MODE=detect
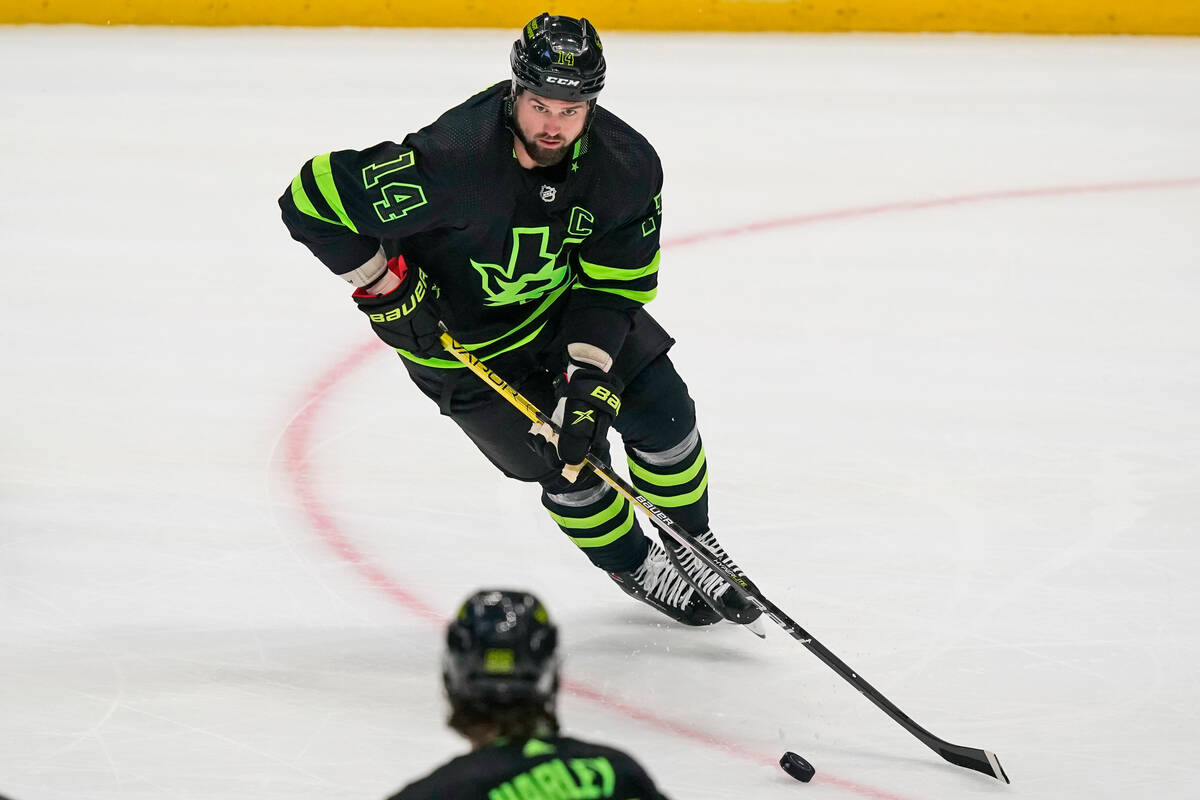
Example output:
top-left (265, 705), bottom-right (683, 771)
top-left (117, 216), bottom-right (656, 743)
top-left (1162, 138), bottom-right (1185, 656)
top-left (280, 13), bottom-right (760, 628)
top-left (388, 589), bottom-right (671, 800)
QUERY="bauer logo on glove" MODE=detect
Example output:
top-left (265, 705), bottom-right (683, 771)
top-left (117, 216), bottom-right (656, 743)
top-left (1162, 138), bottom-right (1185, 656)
top-left (352, 255), bottom-right (443, 357)
top-left (589, 385), bottom-right (621, 413)
top-left (367, 268), bottom-right (428, 322)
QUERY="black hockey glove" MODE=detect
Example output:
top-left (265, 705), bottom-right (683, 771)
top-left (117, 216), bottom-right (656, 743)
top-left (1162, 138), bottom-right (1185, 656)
top-left (548, 360), bottom-right (623, 465)
top-left (352, 255), bottom-right (442, 357)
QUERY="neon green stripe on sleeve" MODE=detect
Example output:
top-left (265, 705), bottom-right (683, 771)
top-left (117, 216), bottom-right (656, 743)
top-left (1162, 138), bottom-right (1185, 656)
top-left (290, 172), bottom-right (339, 225)
top-left (579, 250), bottom-right (660, 282)
top-left (311, 153), bottom-right (359, 234)
top-left (576, 285), bottom-right (658, 304)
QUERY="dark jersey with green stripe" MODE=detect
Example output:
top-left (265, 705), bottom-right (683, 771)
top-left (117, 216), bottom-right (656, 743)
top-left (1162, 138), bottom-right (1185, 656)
top-left (387, 736), bottom-right (671, 800)
top-left (280, 82), bottom-right (663, 367)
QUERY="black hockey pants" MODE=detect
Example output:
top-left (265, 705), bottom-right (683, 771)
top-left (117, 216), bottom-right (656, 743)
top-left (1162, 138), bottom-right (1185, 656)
top-left (402, 311), bottom-right (711, 572)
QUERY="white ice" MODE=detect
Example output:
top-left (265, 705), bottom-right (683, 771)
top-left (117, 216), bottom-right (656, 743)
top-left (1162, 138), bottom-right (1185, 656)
top-left (2, 24), bottom-right (1199, 800)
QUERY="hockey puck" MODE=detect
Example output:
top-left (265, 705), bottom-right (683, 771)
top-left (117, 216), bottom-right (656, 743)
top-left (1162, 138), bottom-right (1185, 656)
top-left (779, 751), bottom-right (815, 782)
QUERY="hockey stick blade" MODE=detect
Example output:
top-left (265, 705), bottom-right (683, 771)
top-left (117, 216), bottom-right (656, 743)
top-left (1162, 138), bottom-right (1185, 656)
top-left (939, 744), bottom-right (1010, 783)
top-left (438, 328), bottom-right (1009, 783)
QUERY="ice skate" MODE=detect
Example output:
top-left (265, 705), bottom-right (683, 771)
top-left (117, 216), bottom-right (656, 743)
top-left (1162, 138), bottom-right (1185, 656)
top-left (609, 537), bottom-right (724, 626)
top-left (610, 530), bottom-right (764, 628)
top-left (666, 529), bottom-right (764, 627)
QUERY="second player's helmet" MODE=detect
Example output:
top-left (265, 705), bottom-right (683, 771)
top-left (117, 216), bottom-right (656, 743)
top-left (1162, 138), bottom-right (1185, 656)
top-left (510, 13), bottom-right (605, 102)
top-left (442, 589), bottom-right (560, 707)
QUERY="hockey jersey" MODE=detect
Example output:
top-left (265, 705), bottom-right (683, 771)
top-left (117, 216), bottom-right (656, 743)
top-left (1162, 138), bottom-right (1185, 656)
top-left (280, 82), bottom-right (663, 368)
top-left (387, 735), bottom-right (671, 800)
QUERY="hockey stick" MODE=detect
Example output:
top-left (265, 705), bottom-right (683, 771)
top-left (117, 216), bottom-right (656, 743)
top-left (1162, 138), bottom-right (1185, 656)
top-left (438, 327), bottom-right (1010, 784)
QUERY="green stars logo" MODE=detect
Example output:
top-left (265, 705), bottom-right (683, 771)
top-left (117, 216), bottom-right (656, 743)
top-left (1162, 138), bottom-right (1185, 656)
top-left (469, 210), bottom-right (594, 306)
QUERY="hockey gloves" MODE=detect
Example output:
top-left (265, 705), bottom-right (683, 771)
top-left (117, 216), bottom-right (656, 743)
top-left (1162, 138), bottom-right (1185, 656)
top-left (352, 255), bottom-right (442, 357)
top-left (548, 358), bottom-right (623, 466)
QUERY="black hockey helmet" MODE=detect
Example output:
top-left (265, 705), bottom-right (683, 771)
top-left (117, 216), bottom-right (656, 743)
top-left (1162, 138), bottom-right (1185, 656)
top-left (442, 589), bottom-right (559, 707)
top-left (510, 12), bottom-right (605, 102)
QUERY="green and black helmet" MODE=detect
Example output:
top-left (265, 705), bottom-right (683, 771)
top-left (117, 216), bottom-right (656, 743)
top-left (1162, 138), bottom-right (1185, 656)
top-left (510, 13), bottom-right (605, 102)
top-left (442, 589), bottom-right (560, 707)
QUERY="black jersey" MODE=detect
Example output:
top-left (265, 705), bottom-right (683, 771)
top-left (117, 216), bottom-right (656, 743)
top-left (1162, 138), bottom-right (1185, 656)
top-left (280, 82), bottom-right (663, 368)
top-left (388, 736), bottom-right (671, 800)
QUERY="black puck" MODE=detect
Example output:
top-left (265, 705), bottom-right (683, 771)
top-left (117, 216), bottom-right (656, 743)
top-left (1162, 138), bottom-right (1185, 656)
top-left (779, 751), bottom-right (815, 782)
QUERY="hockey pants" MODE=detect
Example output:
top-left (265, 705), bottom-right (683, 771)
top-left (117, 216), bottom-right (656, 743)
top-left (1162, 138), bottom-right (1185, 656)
top-left (404, 345), bottom-right (709, 573)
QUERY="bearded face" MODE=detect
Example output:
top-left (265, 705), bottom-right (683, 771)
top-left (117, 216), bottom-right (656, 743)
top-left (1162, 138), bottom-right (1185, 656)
top-left (510, 90), bottom-right (589, 168)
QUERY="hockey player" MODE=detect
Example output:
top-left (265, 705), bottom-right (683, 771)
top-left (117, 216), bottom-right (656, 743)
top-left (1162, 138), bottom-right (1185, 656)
top-left (279, 13), bottom-right (759, 628)
top-left (387, 589), bottom-right (671, 799)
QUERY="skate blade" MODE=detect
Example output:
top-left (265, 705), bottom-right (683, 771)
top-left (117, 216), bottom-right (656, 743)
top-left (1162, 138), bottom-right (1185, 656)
top-left (731, 617), bottom-right (766, 639)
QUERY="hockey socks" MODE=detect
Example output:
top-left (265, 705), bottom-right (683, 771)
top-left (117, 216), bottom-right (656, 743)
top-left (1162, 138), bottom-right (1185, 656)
top-left (626, 426), bottom-right (708, 534)
top-left (542, 481), bottom-right (644, 571)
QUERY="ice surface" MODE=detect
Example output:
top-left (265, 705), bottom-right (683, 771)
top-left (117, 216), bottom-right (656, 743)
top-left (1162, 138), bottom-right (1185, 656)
top-left (2, 25), bottom-right (1198, 800)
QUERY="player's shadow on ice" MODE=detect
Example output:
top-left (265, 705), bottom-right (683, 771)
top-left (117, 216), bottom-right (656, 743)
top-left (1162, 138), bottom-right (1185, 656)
top-left (567, 607), bottom-right (759, 664)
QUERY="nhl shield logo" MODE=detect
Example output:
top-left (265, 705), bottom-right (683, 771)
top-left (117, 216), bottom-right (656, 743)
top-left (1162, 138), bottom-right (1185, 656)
top-left (540, 184), bottom-right (557, 202)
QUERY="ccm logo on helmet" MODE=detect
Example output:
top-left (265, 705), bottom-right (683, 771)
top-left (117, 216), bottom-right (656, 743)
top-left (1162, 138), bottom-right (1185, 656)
top-left (546, 76), bottom-right (581, 86)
